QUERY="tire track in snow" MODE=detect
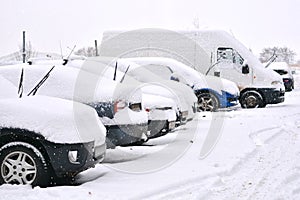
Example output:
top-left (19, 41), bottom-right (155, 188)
top-left (204, 117), bottom-right (300, 200)
top-left (134, 126), bottom-right (284, 200)
top-left (134, 175), bottom-right (219, 200)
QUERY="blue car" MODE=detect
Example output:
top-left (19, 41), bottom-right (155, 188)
top-left (126, 57), bottom-right (240, 112)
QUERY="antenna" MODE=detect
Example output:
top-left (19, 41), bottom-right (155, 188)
top-left (63, 45), bottom-right (76, 65)
top-left (59, 41), bottom-right (64, 59)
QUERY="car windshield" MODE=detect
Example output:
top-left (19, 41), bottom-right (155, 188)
top-left (274, 69), bottom-right (288, 75)
top-left (142, 64), bottom-right (174, 80)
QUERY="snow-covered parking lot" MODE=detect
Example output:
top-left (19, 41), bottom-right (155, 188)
top-left (1, 70), bottom-right (300, 200)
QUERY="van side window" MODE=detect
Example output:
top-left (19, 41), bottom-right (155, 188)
top-left (217, 47), bottom-right (234, 62)
top-left (217, 47), bottom-right (244, 66)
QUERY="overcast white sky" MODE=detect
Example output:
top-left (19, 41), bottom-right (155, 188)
top-left (0, 0), bottom-right (299, 60)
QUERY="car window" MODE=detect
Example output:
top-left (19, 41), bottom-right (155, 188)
top-left (142, 64), bottom-right (174, 80)
top-left (274, 69), bottom-right (288, 75)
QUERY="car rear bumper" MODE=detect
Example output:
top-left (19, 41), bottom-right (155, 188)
top-left (147, 120), bottom-right (176, 139)
top-left (105, 123), bottom-right (148, 148)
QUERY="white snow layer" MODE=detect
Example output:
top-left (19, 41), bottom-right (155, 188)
top-left (125, 57), bottom-right (239, 96)
top-left (1, 69), bottom-right (300, 200)
top-left (68, 57), bottom-right (197, 118)
top-left (0, 64), bottom-right (147, 125)
top-left (0, 95), bottom-right (106, 145)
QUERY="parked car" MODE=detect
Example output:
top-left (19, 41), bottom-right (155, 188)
top-left (65, 57), bottom-right (188, 138)
top-left (67, 57), bottom-right (197, 123)
top-left (143, 93), bottom-right (177, 138)
top-left (267, 62), bottom-right (294, 91)
top-left (27, 57), bottom-right (177, 139)
top-left (0, 76), bottom-right (106, 187)
top-left (101, 29), bottom-right (285, 109)
top-left (126, 57), bottom-right (240, 111)
top-left (0, 64), bottom-right (148, 148)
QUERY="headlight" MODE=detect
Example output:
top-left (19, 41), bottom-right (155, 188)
top-left (271, 81), bottom-right (282, 85)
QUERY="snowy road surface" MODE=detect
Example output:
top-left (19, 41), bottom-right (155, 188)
top-left (0, 71), bottom-right (300, 200)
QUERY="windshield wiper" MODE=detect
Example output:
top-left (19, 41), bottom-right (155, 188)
top-left (18, 68), bottom-right (24, 98)
top-left (264, 51), bottom-right (277, 68)
top-left (120, 65), bottom-right (130, 83)
top-left (27, 66), bottom-right (55, 96)
top-left (113, 62), bottom-right (118, 81)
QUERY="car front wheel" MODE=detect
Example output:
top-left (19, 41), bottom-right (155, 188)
top-left (197, 93), bottom-right (219, 112)
top-left (240, 91), bottom-right (264, 109)
top-left (0, 142), bottom-right (51, 187)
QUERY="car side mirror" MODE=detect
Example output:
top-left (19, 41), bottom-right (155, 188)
top-left (242, 64), bottom-right (249, 74)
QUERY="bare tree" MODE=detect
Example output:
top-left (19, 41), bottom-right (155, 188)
top-left (259, 47), bottom-right (296, 64)
top-left (74, 47), bottom-right (96, 57)
top-left (15, 41), bottom-right (37, 61)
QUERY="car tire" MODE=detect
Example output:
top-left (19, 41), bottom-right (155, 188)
top-left (197, 93), bottom-right (219, 112)
top-left (0, 142), bottom-right (51, 187)
top-left (240, 91), bottom-right (264, 109)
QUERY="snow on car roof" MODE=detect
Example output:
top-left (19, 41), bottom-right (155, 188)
top-left (0, 75), bottom-right (18, 98)
top-left (0, 64), bottom-right (142, 104)
top-left (123, 57), bottom-right (239, 96)
top-left (0, 95), bottom-right (106, 144)
top-left (68, 57), bottom-right (195, 110)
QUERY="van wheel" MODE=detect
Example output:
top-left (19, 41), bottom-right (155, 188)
top-left (0, 142), bottom-right (51, 187)
top-left (240, 91), bottom-right (264, 109)
top-left (197, 93), bottom-right (219, 112)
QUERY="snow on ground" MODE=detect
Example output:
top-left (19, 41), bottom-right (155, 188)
top-left (0, 70), bottom-right (300, 200)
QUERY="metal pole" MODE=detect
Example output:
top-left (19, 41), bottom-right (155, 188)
top-left (95, 40), bottom-right (99, 56)
top-left (22, 31), bottom-right (26, 63)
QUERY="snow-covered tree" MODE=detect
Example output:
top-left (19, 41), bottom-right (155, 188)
top-left (75, 47), bottom-right (96, 57)
top-left (259, 47), bottom-right (296, 64)
top-left (15, 41), bottom-right (37, 62)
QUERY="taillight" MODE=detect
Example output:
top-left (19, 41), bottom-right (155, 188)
top-left (114, 100), bottom-right (126, 113)
top-left (145, 108), bottom-right (151, 112)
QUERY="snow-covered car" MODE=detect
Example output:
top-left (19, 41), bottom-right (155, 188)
top-left (143, 93), bottom-right (177, 138)
top-left (0, 76), bottom-right (106, 186)
top-left (67, 57), bottom-right (197, 124)
top-left (0, 64), bottom-right (148, 148)
top-left (126, 57), bottom-right (240, 112)
top-left (267, 61), bottom-right (294, 91)
top-left (27, 57), bottom-right (176, 139)
top-left (63, 58), bottom-right (182, 138)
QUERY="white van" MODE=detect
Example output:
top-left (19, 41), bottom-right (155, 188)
top-left (101, 29), bottom-right (285, 109)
